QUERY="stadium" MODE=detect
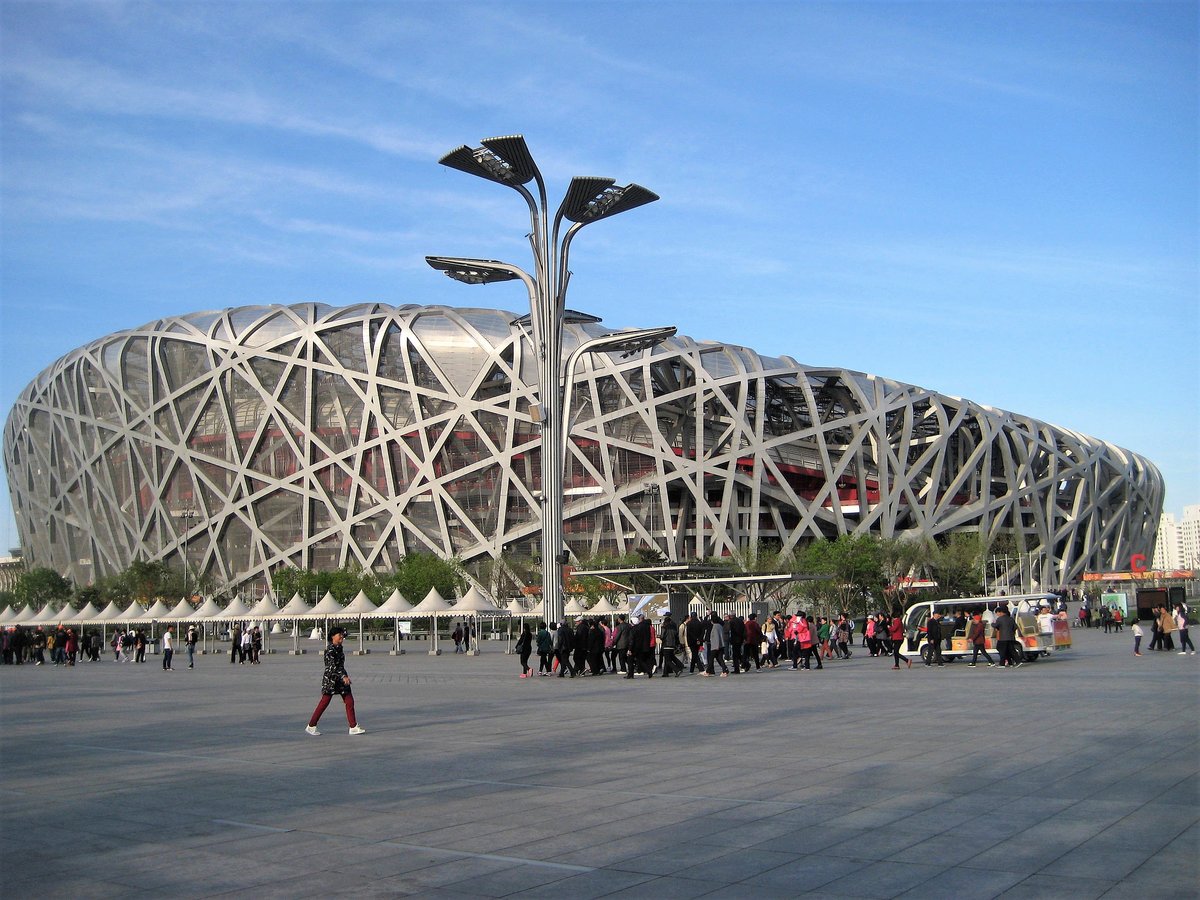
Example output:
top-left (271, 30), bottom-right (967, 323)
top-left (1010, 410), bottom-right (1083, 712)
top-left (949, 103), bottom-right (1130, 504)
top-left (3, 302), bottom-right (1163, 592)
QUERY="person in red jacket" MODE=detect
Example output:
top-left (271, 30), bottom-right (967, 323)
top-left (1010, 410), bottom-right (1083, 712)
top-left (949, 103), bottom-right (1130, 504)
top-left (889, 614), bottom-right (909, 669)
top-left (966, 614), bottom-right (995, 668)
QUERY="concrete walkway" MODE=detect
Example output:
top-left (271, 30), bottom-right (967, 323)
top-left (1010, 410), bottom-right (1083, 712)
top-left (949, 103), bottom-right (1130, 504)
top-left (1, 625), bottom-right (1196, 898)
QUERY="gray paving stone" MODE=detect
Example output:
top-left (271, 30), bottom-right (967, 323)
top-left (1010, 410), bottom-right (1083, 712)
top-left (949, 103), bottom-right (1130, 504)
top-left (1, 626), bottom-right (1196, 899)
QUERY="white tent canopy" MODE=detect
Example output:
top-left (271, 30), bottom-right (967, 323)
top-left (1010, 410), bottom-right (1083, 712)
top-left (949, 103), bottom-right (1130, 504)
top-left (246, 594), bottom-right (279, 619)
top-left (116, 602), bottom-right (150, 624)
top-left (309, 592), bottom-right (346, 616)
top-left (563, 597), bottom-right (588, 617)
top-left (453, 585), bottom-right (508, 616)
top-left (275, 593), bottom-right (314, 618)
top-left (188, 597), bottom-right (225, 620)
top-left (28, 607), bottom-right (61, 628)
top-left (341, 590), bottom-right (378, 615)
top-left (216, 596), bottom-right (253, 620)
top-left (94, 600), bottom-right (126, 622)
top-left (505, 598), bottom-right (532, 617)
top-left (72, 602), bottom-right (102, 622)
top-left (409, 587), bottom-right (454, 615)
top-left (145, 599), bottom-right (173, 619)
top-left (165, 598), bottom-right (195, 620)
top-left (591, 597), bottom-right (625, 616)
top-left (374, 589), bottom-right (414, 617)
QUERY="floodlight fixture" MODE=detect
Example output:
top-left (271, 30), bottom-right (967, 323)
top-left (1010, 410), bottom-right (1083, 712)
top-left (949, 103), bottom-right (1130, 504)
top-left (425, 256), bottom-right (524, 286)
top-left (559, 178), bottom-right (659, 224)
top-left (438, 134), bottom-right (540, 186)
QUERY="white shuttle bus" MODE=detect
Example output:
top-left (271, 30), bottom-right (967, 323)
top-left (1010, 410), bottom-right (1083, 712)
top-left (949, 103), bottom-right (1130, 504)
top-left (899, 592), bottom-right (1071, 664)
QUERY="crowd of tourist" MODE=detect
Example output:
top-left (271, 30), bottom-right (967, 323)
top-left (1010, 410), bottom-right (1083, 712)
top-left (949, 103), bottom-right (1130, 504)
top-left (3, 601), bottom-right (1192, 676)
top-left (509, 609), bottom-right (917, 680)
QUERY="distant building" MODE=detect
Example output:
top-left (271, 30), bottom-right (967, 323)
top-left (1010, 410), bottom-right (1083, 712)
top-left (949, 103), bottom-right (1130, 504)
top-left (0, 555), bottom-right (24, 592)
top-left (1153, 505), bottom-right (1200, 570)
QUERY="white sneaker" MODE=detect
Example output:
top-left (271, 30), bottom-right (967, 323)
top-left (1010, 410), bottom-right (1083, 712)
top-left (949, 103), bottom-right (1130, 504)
top-left (1179, 651), bottom-right (1187, 655)
top-left (305, 725), bottom-right (320, 736)
top-left (348, 725), bottom-right (366, 735)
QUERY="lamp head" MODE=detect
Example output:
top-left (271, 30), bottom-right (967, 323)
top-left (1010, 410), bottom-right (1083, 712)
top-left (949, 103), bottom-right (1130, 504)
top-left (559, 177), bottom-right (659, 224)
top-left (439, 135), bottom-right (539, 186)
top-left (425, 256), bottom-right (522, 285)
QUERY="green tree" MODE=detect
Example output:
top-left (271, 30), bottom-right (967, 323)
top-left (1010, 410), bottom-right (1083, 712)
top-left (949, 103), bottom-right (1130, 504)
top-left (796, 535), bottom-right (886, 617)
top-left (13, 567), bottom-right (73, 609)
top-left (380, 554), bottom-right (465, 603)
top-left (928, 532), bottom-right (986, 599)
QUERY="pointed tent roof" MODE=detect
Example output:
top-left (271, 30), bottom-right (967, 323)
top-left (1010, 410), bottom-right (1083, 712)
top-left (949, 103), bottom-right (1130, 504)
top-left (374, 589), bottom-right (415, 617)
top-left (309, 592), bottom-right (347, 616)
top-left (73, 601), bottom-right (102, 622)
top-left (340, 590), bottom-right (378, 615)
top-left (453, 585), bottom-right (508, 616)
top-left (165, 597), bottom-right (195, 620)
top-left (591, 597), bottom-right (624, 615)
top-left (505, 598), bottom-right (531, 616)
top-left (30, 604), bottom-right (62, 624)
top-left (276, 593), bottom-right (314, 618)
top-left (563, 597), bottom-right (588, 617)
top-left (246, 594), bottom-right (279, 618)
top-left (0, 605), bottom-right (19, 624)
top-left (117, 602), bottom-right (150, 623)
top-left (189, 596), bottom-right (225, 620)
top-left (145, 599), bottom-right (173, 619)
top-left (216, 596), bottom-right (254, 619)
top-left (94, 600), bottom-right (126, 622)
top-left (409, 587), bottom-right (454, 615)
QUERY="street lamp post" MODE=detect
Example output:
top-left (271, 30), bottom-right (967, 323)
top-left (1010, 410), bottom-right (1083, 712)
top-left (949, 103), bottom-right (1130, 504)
top-left (428, 134), bottom-right (660, 626)
top-left (177, 503), bottom-right (197, 602)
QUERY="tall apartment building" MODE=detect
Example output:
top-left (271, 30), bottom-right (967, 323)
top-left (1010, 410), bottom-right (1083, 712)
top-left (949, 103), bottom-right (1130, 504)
top-left (1153, 505), bottom-right (1200, 570)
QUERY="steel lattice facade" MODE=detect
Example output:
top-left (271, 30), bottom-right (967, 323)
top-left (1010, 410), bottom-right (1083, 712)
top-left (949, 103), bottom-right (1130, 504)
top-left (4, 303), bottom-right (1163, 591)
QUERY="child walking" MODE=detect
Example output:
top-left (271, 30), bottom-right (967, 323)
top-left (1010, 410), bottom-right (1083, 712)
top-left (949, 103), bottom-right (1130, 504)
top-left (1132, 620), bottom-right (1143, 657)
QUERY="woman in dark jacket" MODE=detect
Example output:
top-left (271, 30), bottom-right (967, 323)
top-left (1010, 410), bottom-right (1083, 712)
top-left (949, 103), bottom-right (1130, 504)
top-left (703, 612), bottom-right (729, 677)
top-left (535, 621), bottom-right (553, 675)
top-left (515, 622), bottom-right (534, 678)
top-left (306, 627), bottom-right (365, 736)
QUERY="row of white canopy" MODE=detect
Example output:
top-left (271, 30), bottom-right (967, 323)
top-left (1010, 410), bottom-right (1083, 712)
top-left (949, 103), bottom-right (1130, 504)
top-left (0, 587), bottom-right (636, 627)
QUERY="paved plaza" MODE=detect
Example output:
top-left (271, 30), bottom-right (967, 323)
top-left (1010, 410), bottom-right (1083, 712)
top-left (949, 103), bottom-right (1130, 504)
top-left (1, 624), bottom-right (1197, 899)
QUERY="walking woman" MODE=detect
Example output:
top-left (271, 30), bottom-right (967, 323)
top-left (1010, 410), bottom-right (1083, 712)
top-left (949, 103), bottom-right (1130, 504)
top-left (536, 620), bottom-right (553, 675)
top-left (763, 613), bottom-right (780, 668)
top-left (798, 615), bottom-right (823, 670)
top-left (889, 612), bottom-right (909, 669)
top-left (965, 613), bottom-right (994, 668)
top-left (703, 612), bottom-right (729, 676)
top-left (1175, 604), bottom-right (1195, 655)
top-left (515, 621), bottom-right (534, 678)
top-left (305, 627), bottom-right (365, 736)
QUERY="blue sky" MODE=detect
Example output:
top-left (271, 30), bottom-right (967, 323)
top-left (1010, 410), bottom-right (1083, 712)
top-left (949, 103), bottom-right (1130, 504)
top-left (1, 1), bottom-right (1196, 556)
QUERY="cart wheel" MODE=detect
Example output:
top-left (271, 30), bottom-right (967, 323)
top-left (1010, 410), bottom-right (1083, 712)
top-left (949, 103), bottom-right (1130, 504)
top-left (920, 644), bottom-right (932, 664)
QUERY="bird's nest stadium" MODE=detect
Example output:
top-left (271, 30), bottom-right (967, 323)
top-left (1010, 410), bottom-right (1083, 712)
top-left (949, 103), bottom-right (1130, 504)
top-left (3, 303), bottom-right (1163, 592)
